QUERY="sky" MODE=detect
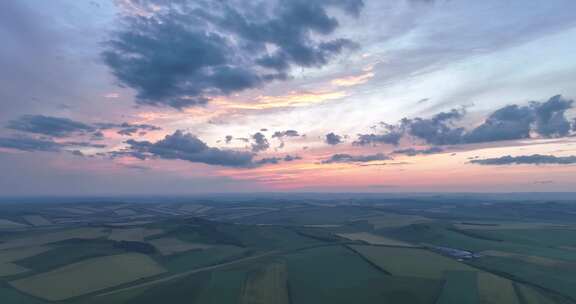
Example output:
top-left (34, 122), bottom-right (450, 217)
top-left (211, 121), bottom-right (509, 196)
top-left (1, 0), bottom-right (576, 195)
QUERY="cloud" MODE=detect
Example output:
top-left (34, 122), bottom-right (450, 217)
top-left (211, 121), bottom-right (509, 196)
top-left (393, 146), bottom-right (443, 156)
top-left (125, 130), bottom-right (255, 167)
top-left (95, 122), bottom-right (162, 136)
top-left (103, 0), bottom-right (363, 108)
top-left (325, 132), bottom-right (343, 145)
top-left (0, 136), bottom-right (63, 152)
top-left (402, 109), bottom-right (466, 145)
top-left (255, 154), bottom-right (302, 165)
top-left (470, 154), bottom-right (576, 165)
top-left (251, 132), bottom-right (270, 152)
top-left (463, 105), bottom-right (534, 143)
top-left (358, 95), bottom-right (574, 147)
top-left (533, 95), bottom-right (573, 138)
top-left (331, 70), bottom-right (374, 87)
top-left (354, 123), bottom-right (405, 146)
top-left (6, 115), bottom-right (163, 140)
top-left (62, 142), bottom-right (107, 148)
top-left (272, 130), bottom-right (300, 139)
top-left (322, 152), bottom-right (389, 164)
top-left (7, 115), bottom-right (95, 137)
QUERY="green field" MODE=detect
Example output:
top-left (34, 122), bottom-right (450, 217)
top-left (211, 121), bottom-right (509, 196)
top-left (436, 271), bottom-right (479, 304)
top-left (349, 245), bottom-right (474, 279)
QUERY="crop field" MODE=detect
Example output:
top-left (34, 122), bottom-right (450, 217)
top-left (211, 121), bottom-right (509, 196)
top-left (239, 262), bottom-right (289, 304)
top-left (0, 246), bottom-right (52, 263)
top-left (0, 262), bottom-right (29, 276)
top-left (15, 239), bottom-right (124, 273)
top-left (113, 209), bottom-right (138, 216)
top-left (22, 216), bottom-right (52, 226)
top-left (472, 255), bottom-right (576, 300)
top-left (481, 250), bottom-right (567, 266)
top-left (515, 284), bottom-right (557, 304)
top-left (454, 222), bottom-right (571, 230)
top-left (283, 245), bottom-right (440, 304)
top-left (436, 271), bottom-right (479, 304)
top-left (349, 245), bottom-right (474, 279)
top-left (0, 196), bottom-right (575, 304)
top-left (0, 228), bottom-right (109, 250)
top-left (108, 228), bottom-right (163, 242)
top-left (149, 237), bottom-right (213, 256)
top-left (476, 272), bottom-right (520, 304)
top-left (353, 213), bottom-right (432, 229)
top-left (10, 253), bottom-right (166, 301)
top-left (337, 232), bottom-right (416, 247)
top-left (160, 245), bottom-right (247, 273)
top-left (0, 219), bottom-right (28, 229)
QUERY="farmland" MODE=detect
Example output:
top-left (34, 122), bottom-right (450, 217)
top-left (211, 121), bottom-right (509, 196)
top-left (0, 194), bottom-right (575, 303)
top-left (10, 253), bottom-right (166, 301)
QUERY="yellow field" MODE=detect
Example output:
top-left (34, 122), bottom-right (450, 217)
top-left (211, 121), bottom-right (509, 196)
top-left (337, 232), bottom-right (416, 247)
top-left (0, 228), bottom-right (109, 250)
top-left (477, 272), bottom-right (519, 304)
top-left (350, 245), bottom-right (474, 279)
top-left (353, 213), bottom-right (431, 229)
top-left (149, 238), bottom-right (213, 255)
top-left (10, 253), bottom-right (166, 301)
top-left (240, 262), bottom-right (289, 304)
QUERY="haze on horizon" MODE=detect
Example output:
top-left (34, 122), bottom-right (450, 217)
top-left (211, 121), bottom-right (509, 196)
top-left (1, 0), bottom-right (576, 196)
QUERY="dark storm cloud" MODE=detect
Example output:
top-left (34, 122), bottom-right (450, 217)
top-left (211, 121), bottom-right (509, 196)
top-left (470, 154), bottom-right (576, 165)
top-left (102, 0), bottom-right (363, 108)
top-left (6, 115), bottom-right (95, 137)
top-left (325, 132), bottom-right (343, 145)
top-left (322, 152), bottom-right (389, 164)
top-left (393, 146), bottom-right (443, 156)
top-left (251, 132), bottom-right (270, 152)
top-left (125, 130), bottom-right (255, 167)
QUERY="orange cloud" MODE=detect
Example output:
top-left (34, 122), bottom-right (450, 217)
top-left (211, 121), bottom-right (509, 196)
top-left (214, 90), bottom-right (349, 110)
top-left (331, 71), bottom-right (374, 87)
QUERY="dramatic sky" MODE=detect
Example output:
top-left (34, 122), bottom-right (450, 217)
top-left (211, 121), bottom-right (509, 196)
top-left (1, 0), bottom-right (576, 195)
